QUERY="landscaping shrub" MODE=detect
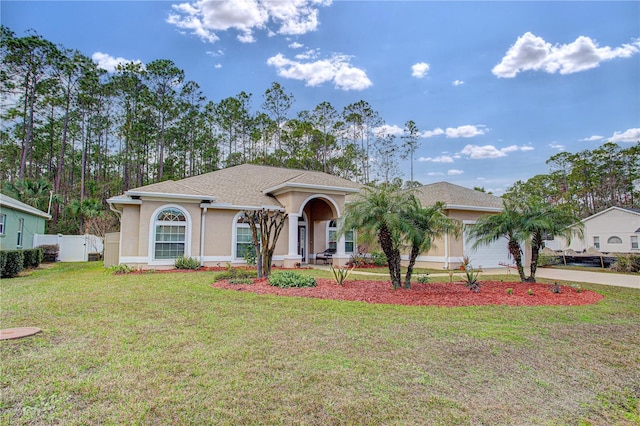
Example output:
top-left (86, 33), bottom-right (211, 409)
top-left (1, 250), bottom-right (25, 278)
top-left (38, 244), bottom-right (59, 262)
top-left (370, 251), bottom-right (387, 267)
top-left (174, 255), bottom-right (200, 270)
top-left (463, 266), bottom-right (480, 292)
top-left (268, 270), bottom-right (317, 288)
top-left (538, 253), bottom-right (560, 267)
top-left (417, 273), bottom-right (430, 284)
top-left (347, 253), bottom-right (367, 267)
top-left (110, 264), bottom-right (136, 275)
top-left (330, 264), bottom-right (353, 286)
top-left (23, 248), bottom-right (44, 268)
top-left (611, 254), bottom-right (640, 273)
top-left (213, 267), bottom-right (257, 282)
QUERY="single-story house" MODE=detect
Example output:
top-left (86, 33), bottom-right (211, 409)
top-left (406, 182), bottom-right (523, 270)
top-left (107, 164), bottom-right (361, 269)
top-left (107, 166), bottom-right (519, 271)
top-left (544, 206), bottom-right (640, 254)
top-left (0, 193), bottom-right (51, 251)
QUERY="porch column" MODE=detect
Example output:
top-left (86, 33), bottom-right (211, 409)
top-left (284, 213), bottom-right (302, 268)
top-left (334, 233), bottom-right (348, 267)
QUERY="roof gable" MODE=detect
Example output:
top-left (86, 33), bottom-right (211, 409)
top-left (581, 206), bottom-right (640, 223)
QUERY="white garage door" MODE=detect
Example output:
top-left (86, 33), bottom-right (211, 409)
top-left (463, 230), bottom-right (522, 269)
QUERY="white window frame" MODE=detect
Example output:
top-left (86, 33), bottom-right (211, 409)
top-left (0, 213), bottom-right (5, 235)
top-left (593, 236), bottom-right (600, 249)
top-left (233, 212), bottom-right (259, 261)
top-left (148, 205), bottom-right (192, 265)
top-left (327, 220), bottom-right (355, 253)
top-left (607, 236), bottom-right (622, 244)
top-left (17, 218), bottom-right (24, 247)
top-left (631, 235), bottom-right (639, 250)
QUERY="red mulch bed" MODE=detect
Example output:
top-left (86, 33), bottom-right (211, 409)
top-left (212, 279), bottom-right (603, 307)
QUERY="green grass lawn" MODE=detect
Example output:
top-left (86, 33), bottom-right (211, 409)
top-left (1, 263), bottom-right (639, 425)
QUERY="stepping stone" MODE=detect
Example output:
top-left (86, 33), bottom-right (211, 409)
top-left (0, 327), bottom-right (42, 340)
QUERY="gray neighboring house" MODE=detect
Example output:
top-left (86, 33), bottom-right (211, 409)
top-left (0, 193), bottom-right (51, 251)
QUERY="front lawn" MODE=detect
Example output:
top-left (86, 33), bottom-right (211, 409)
top-left (1, 263), bottom-right (639, 425)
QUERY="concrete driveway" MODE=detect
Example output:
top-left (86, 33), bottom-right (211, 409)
top-left (532, 268), bottom-right (639, 289)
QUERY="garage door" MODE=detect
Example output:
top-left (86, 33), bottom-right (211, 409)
top-left (463, 229), bottom-right (522, 269)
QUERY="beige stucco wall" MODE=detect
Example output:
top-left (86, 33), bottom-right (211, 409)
top-left (120, 205), bottom-right (140, 257)
top-left (116, 191), bottom-right (350, 268)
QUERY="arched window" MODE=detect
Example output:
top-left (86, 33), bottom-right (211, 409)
top-left (153, 207), bottom-right (187, 260)
top-left (607, 236), bottom-right (622, 244)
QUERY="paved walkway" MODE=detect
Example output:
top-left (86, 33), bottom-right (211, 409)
top-left (310, 264), bottom-right (640, 289)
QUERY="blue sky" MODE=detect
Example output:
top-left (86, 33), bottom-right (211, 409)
top-left (3, 1), bottom-right (639, 194)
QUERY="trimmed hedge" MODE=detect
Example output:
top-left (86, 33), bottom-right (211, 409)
top-left (23, 248), bottom-right (44, 268)
top-left (0, 248), bottom-right (44, 278)
top-left (1, 250), bottom-right (25, 278)
top-left (268, 270), bottom-right (317, 288)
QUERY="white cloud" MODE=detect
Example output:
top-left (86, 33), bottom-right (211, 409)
top-left (452, 80), bottom-right (464, 86)
top-left (447, 169), bottom-right (464, 175)
top-left (445, 125), bottom-right (488, 138)
top-left (92, 52), bottom-right (143, 72)
top-left (460, 144), bottom-right (532, 159)
top-left (418, 155), bottom-right (454, 163)
top-left (549, 143), bottom-right (565, 151)
top-left (266, 52), bottom-right (372, 91)
top-left (206, 49), bottom-right (225, 57)
top-left (214, 63), bottom-right (222, 69)
top-left (421, 128), bottom-right (445, 138)
top-left (411, 62), bottom-right (430, 78)
top-left (520, 145), bottom-right (534, 152)
top-left (493, 32), bottom-right (640, 78)
top-left (289, 41), bottom-right (304, 49)
top-left (580, 135), bottom-right (603, 142)
top-left (610, 128), bottom-right (640, 143)
top-left (167, 0), bottom-right (331, 44)
top-left (427, 172), bottom-right (445, 176)
top-left (295, 48), bottom-right (319, 60)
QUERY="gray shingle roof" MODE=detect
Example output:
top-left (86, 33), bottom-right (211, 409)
top-left (410, 182), bottom-right (503, 210)
top-left (125, 164), bottom-right (362, 208)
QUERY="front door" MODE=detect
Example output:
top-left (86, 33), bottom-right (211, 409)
top-left (298, 224), bottom-right (307, 263)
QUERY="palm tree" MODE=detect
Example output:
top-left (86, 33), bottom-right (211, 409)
top-left (400, 199), bottom-right (459, 289)
top-left (340, 185), bottom-right (410, 289)
top-left (522, 203), bottom-right (583, 282)
top-left (467, 203), bottom-right (528, 282)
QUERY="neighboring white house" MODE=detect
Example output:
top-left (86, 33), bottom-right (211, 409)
top-left (544, 207), bottom-right (640, 254)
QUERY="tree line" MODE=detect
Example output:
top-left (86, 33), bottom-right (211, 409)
top-left (504, 142), bottom-right (639, 218)
top-left (1, 26), bottom-right (419, 234)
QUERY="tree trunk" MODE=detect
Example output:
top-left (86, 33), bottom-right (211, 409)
top-left (404, 245), bottom-right (420, 289)
top-left (508, 240), bottom-right (526, 282)
top-left (527, 232), bottom-right (543, 282)
top-left (379, 225), bottom-right (401, 289)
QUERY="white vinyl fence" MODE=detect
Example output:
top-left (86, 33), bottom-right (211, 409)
top-left (33, 234), bottom-right (103, 262)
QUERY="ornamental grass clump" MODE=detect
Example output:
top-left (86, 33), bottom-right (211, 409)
top-left (268, 270), bottom-right (317, 288)
top-left (174, 255), bottom-right (201, 270)
top-left (330, 264), bottom-right (354, 286)
top-left (463, 266), bottom-right (480, 292)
